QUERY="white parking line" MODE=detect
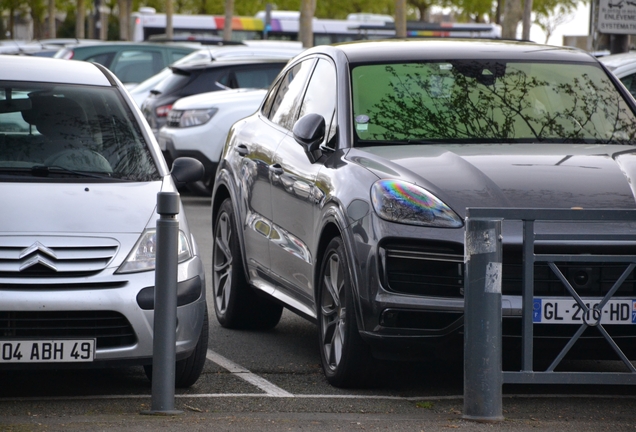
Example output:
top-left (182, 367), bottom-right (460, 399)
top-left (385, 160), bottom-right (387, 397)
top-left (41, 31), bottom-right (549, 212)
top-left (206, 349), bottom-right (294, 397)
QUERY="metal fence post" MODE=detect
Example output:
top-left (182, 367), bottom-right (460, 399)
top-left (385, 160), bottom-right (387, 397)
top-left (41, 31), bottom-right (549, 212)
top-left (143, 191), bottom-right (182, 415)
top-left (463, 215), bottom-right (503, 422)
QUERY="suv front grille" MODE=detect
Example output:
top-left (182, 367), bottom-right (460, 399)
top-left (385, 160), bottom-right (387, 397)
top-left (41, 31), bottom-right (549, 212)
top-left (502, 261), bottom-right (636, 296)
top-left (0, 311), bottom-right (136, 349)
top-left (381, 242), bottom-right (636, 298)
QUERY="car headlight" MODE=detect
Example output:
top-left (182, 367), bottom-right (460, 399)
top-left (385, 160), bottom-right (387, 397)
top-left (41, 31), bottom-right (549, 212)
top-left (116, 229), bottom-right (193, 273)
top-left (168, 108), bottom-right (218, 128)
top-left (371, 179), bottom-right (463, 228)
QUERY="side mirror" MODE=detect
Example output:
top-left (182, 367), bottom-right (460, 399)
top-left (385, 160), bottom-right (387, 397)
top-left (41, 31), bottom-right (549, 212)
top-left (293, 113), bottom-right (325, 153)
top-left (171, 157), bottom-right (204, 185)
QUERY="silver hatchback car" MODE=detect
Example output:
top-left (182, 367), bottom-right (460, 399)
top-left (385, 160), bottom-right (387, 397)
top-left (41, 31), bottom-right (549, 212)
top-left (0, 56), bottom-right (207, 387)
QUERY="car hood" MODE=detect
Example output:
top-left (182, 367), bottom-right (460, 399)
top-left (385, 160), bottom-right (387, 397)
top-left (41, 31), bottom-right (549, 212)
top-left (173, 88), bottom-right (267, 110)
top-left (354, 143), bottom-right (636, 217)
top-left (0, 181), bottom-right (160, 233)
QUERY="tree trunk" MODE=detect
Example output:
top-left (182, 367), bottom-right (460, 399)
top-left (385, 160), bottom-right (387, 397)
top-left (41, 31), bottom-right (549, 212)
top-left (32, 12), bottom-right (42, 39)
top-left (299, 0), bottom-right (316, 48)
top-left (521, 0), bottom-right (533, 40)
top-left (166, 0), bottom-right (173, 40)
top-left (222, 0), bottom-right (234, 41)
top-left (99, 6), bottom-right (108, 40)
top-left (119, 0), bottom-right (129, 40)
top-left (8, 8), bottom-right (15, 39)
top-left (76, 0), bottom-right (85, 38)
top-left (48, 0), bottom-right (56, 38)
top-left (502, 0), bottom-right (522, 39)
top-left (395, 0), bottom-right (407, 38)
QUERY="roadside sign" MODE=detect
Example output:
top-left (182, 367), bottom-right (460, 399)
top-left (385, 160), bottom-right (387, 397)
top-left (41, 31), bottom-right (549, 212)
top-left (598, 0), bottom-right (636, 34)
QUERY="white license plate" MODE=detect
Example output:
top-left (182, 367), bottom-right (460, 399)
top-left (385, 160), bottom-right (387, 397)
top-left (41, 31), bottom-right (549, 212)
top-left (533, 299), bottom-right (636, 325)
top-left (0, 340), bottom-right (95, 363)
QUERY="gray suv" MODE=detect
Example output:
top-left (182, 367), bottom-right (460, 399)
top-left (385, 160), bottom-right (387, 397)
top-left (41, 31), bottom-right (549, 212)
top-left (0, 55), bottom-right (207, 387)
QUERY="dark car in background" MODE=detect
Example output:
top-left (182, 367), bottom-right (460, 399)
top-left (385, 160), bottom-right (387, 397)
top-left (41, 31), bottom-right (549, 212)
top-left (54, 42), bottom-right (197, 88)
top-left (211, 39), bottom-right (636, 388)
top-left (141, 57), bottom-right (287, 145)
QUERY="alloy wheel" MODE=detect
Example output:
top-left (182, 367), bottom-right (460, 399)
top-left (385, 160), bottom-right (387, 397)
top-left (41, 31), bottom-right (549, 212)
top-left (213, 211), bottom-right (233, 315)
top-left (320, 252), bottom-right (346, 372)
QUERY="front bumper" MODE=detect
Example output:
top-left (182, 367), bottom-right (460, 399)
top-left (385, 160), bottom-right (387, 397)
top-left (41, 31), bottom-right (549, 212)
top-left (0, 256), bottom-right (206, 368)
top-left (352, 218), bottom-right (636, 361)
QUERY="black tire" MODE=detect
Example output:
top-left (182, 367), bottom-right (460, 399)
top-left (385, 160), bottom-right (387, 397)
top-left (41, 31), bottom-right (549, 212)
top-left (318, 237), bottom-right (374, 388)
top-left (144, 305), bottom-right (209, 388)
top-left (213, 198), bottom-right (283, 329)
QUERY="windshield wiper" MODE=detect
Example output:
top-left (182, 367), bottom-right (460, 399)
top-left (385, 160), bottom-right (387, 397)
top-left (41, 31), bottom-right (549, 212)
top-left (31, 165), bottom-right (116, 179)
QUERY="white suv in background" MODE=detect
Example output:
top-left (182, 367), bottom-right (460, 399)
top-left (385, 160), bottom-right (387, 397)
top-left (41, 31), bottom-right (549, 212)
top-left (158, 88), bottom-right (268, 195)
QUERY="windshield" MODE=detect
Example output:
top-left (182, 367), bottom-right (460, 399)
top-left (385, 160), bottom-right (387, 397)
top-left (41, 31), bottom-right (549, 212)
top-left (352, 61), bottom-right (636, 145)
top-left (0, 82), bottom-right (159, 181)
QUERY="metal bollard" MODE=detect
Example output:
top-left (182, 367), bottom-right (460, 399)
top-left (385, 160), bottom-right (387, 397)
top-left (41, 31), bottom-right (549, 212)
top-left (142, 191), bottom-right (182, 415)
top-left (463, 216), bottom-right (504, 422)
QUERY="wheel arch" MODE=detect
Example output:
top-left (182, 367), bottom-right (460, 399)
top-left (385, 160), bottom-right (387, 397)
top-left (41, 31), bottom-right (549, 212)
top-left (315, 204), bottom-right (367, 333)
top-left (211, 168), bottom-right (251, 286)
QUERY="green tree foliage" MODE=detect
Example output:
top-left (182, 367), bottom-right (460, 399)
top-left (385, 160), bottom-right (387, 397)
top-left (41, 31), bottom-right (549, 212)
top-left (449, 0), bottom-right (497, 22)
top-left (533, 0), bottom-right (582, 17)
top-left (0, 0), bottom-right (27, 38)
top-left (26, 0), bottom-right (46, 38)
top-left (317, 0), bottom-right (394, 19)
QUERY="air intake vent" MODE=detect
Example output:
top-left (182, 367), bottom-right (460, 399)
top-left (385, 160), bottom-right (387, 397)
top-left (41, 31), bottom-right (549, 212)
top-left (0, 311), bottom-right (136, 349)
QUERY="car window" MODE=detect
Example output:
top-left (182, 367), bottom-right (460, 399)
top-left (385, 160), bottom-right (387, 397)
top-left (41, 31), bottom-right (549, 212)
top-left (170, 50), bottom-right (190, 63)
top-left (261, 76), bottom-right (283, 118)
top-left (153, 69), bottom-right (191, 95)
top-left (84, 52), bottom-right (115, 68)
top-left (352, 61), bottom-right (636, 144)
top-left (234, 65), bottom-right (285, 89)
top-left (620, 73), bottom-right (636, 99)
top-left (184, 70), bottom-right (228, 94)
top-left (299, 58), bottom-right (337, 145)
top-left (0, 82), bottom-right (159, 181)
top-left (113, 50), bottom-right (164, 84)
top-left (268, 59), bottom-right (315, 130)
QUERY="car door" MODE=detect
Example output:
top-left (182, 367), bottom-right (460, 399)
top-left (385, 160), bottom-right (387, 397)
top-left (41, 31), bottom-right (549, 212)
top-left (238, 58), bottom-right (316, 285)
top-left (268, 58), bottom-right (338, 305)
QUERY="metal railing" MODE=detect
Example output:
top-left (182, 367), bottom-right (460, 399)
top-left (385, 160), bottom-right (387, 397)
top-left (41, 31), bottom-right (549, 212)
top-left (463, 208), bottom-right (636, 422)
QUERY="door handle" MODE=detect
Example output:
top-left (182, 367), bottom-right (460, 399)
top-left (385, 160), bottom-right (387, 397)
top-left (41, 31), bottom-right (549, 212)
top-left (269, 164), bottom-right (284, 176)
top-left (235, 144), bottom-right (248, 156)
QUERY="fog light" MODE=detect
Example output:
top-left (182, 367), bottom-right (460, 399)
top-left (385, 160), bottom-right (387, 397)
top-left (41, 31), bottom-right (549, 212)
top-left (380, 310), bottom-right (400, 327)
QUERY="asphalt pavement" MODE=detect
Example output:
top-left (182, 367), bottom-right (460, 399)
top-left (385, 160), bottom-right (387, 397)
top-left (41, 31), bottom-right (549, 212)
top-left (2, 392), bottom-right (636, 431)
top-left (3, 193), bottom-right (636, 431)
